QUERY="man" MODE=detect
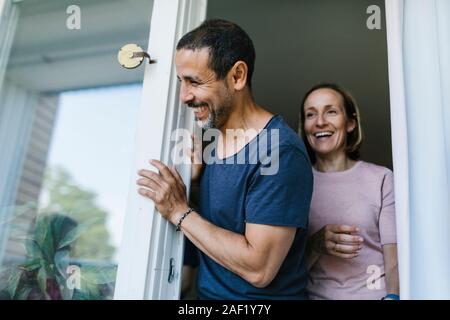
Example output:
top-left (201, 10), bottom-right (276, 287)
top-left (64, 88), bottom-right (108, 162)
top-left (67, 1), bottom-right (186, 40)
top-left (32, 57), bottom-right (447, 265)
top-left (137, 19), bottom-right (313, 299)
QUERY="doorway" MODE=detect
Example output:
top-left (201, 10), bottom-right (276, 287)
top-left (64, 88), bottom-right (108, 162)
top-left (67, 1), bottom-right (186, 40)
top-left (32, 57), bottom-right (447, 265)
top-left (208, 0), bottom-right (392, 169)
top-left (181, 0), bottom-right (393, 300)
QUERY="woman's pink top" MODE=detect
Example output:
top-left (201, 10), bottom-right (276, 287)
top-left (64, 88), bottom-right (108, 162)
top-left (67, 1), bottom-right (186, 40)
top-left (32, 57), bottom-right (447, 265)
top-left (307, 161), bottom-right (397, 300)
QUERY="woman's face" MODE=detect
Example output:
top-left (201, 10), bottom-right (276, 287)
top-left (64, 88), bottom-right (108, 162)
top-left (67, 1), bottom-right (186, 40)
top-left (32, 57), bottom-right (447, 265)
top-left (303, 88), bottom-right (356, 159)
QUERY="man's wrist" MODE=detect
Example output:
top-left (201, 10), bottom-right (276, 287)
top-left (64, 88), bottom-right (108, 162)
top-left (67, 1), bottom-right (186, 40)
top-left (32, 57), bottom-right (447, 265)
top-left (170, 205), bottom-right (191, 225)
top-left (175, 207), bottom-right (194, 231)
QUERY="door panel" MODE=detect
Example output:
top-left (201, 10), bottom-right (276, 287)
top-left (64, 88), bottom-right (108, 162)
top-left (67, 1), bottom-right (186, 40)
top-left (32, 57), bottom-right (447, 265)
top-left (113, 0), bottom-right (207, 300)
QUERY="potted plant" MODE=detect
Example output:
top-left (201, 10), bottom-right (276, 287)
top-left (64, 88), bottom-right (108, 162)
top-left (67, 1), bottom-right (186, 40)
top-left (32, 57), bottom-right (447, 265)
top-left (0, 213), bottom-right (116, 300)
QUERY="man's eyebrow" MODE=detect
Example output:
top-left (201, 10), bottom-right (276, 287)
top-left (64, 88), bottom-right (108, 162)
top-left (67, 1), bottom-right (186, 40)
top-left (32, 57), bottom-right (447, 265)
top-left (178, 75), bottom-right (202, 82)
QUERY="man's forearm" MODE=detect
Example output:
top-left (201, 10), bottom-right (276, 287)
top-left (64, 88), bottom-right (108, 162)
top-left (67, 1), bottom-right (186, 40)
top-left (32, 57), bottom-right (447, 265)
top-left (172, 210), bottom-right (268, 287)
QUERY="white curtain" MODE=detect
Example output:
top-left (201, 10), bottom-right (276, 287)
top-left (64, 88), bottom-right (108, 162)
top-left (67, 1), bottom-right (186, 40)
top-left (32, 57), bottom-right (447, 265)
top-left (386, 0), bottom-right (450, 299)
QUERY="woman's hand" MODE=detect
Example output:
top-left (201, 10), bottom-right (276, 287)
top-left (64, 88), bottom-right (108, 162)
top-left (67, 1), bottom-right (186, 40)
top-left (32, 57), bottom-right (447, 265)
top-left (310, 224), bottom-right (364, 259)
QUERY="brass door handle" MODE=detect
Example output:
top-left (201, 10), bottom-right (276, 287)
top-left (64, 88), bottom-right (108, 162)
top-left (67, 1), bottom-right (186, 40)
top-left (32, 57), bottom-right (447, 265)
top-left (117, 44), bottom-right (156, 69)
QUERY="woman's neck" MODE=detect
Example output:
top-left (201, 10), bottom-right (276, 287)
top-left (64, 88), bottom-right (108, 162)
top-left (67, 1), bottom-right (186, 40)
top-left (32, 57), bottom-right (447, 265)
top-left (314, 152), bottom-right (357, 173)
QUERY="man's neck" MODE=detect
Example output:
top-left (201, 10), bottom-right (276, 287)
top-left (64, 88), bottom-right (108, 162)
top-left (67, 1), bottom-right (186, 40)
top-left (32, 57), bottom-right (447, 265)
top-left (220, 93), bottom-right (272, 134)
top-left (217, 92), bottom-right (273, 159)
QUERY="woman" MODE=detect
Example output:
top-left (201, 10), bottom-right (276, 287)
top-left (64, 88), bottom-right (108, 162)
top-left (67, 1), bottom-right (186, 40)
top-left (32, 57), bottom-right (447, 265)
top-left (299, 83), bottom-right (399, 300)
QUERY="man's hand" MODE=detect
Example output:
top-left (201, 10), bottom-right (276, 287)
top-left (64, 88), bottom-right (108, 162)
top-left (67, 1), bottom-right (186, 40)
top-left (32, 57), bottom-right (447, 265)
top-left (137, 159), bottom-right (189, 224)
top-left (310, 224), bottom-right (364, 259)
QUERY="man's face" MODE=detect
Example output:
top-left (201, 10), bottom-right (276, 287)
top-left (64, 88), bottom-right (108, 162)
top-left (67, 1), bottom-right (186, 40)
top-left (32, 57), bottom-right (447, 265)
top-left (175, 48), bottom-right (234, 129)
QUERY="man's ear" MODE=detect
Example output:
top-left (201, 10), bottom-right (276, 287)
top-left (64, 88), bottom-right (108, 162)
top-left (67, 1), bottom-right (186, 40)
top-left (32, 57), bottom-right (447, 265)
top-left (229, 61), bottom-right (248, 91)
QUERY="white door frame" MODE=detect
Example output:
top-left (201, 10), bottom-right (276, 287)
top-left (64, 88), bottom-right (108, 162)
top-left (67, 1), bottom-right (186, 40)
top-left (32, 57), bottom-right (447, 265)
top-left (384, 0), bottom-right (410, 299)
top-left (114, 0), bottom-right (207, 300)
top-left (119, 0), bottom-right (413, 300)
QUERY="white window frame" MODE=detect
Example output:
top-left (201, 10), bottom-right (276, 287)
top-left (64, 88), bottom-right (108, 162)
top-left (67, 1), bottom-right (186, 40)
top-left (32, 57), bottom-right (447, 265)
top-left (114, 0), bottom-right (207, 300)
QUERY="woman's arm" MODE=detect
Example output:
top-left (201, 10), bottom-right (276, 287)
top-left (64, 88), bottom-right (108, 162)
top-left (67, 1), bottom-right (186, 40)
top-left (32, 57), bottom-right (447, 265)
top-left (382, 244), bottom-right (400, 297)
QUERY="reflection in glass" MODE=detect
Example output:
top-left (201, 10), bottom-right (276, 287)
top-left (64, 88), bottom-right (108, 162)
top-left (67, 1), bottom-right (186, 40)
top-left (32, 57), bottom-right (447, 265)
top-left (0, 85), bottom-right (141, 300)
top-left (0, 0), bottom-right (153, 299)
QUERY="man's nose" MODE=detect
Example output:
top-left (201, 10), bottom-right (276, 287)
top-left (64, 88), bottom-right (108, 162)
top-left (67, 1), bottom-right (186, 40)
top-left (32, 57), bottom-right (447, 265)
top-left (179, 83), bottom-right (194, 104)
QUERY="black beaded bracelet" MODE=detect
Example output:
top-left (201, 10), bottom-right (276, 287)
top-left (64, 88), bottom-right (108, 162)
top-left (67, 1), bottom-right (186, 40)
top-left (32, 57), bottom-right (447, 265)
top-left (176, 207), bottom-right (194, 231)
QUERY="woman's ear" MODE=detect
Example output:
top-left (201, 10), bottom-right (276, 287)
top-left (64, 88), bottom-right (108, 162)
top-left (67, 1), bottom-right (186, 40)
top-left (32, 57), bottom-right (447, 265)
top-left (347, 118), bottom-right (357, 133)
top-left (229, 61), bottom-right (248, 91)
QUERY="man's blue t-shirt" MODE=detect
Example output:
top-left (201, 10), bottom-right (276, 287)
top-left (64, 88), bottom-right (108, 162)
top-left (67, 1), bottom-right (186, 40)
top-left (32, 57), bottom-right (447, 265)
top-left (196, 115), bottom-right (313, 300)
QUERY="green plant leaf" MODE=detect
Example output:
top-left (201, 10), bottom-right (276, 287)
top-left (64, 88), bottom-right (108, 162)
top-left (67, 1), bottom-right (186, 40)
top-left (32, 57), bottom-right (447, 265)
top-left (72, 289), bottom-right (91, 300)
top-left (54, 249), bottom-right (70, 278)
top-left (57, 219), bottom-right (98, 249)
top-left (37, 267), bottom-right (47, 295)
top-left (79, 265), bottom-right (117, 285)
top-left (24, 238), bottom-right (42, 259)
top-left (57, 226), bottom-right (82, 249)
top-left (19, 259), bottom-right (42, 272)
top-left (34, 215), bottom-right (49, 245)
top-left (7, 269), bottom-right (23, 299)
top-left (0, 266), bottom-right (13, 295)
top-left (60, 283), bottom-right (74, 300)
top-left (39, 216), bottom-right (55, 262)
top-left (54, 271), bottom-right (67, 289)
top-left (51, 214), bottom-right (68, 245)
top-left (15, 286), bottom-right (33, 300)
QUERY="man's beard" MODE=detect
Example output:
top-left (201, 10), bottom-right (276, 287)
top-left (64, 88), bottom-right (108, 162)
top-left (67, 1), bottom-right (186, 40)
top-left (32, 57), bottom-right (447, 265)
top-left (196, 111), bottom-right (215, 129)
top-left (195, 93), bottom-right (233, 130)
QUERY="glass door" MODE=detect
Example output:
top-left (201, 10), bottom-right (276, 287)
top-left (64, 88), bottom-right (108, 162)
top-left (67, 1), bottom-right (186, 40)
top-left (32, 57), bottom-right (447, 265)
top-left (0, 0), bottom-right (154, 300)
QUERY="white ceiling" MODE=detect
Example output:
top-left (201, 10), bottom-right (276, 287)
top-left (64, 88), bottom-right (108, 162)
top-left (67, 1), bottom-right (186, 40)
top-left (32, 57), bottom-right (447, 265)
top-left (6, 0), bottom-right (153, 93)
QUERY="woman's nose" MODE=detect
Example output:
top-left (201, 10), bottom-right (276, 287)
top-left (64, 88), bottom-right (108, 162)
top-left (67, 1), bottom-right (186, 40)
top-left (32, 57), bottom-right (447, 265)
top-left (316, 113), bottom-right (327, 126)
